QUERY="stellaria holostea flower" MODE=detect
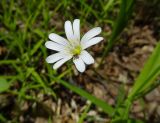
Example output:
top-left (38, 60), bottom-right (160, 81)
top-left (45, 19), bottom-right (103, 72)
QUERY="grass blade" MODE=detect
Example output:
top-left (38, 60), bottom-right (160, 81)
top-left (0, 78), bottom-right (11, 93)
top-left (128, 42), bottom-right (160, 100)
top-left (78, 102), bottom-right (92, 123)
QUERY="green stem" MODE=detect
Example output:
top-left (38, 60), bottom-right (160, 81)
top-left (123, 99), bottom-right (132, 119)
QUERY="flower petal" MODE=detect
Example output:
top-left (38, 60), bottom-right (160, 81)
top-left (80, 50), bottom-right (94, 65)
top-left (81, 27), bottom-right (102, 44)
top-left (81, 37), bottom-right (103, 49)
top-left (45, 41), bottom-right (65, 51)
top-left (73, 19), bottom-right (80, 41)
top-left (53, 55), bottom-right (72, 70)
top-left (46, 52), bottom-right (67, 63)
top-left (73, 57), bottom-right (86, 72)
top-left (65, 20), bottom-right (75, 41)
top-left (49, 33), bottom-right (69, 45)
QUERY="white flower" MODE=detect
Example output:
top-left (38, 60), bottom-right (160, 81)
top-left (45, 19), bottom-right (103, 73)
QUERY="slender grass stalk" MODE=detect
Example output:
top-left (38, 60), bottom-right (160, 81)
top-left (78, 102), bottom-right (92, 123)
top-left (32, 70), bottom-right (57, 98)
top-left (0, 60), bottom-right (20, 65)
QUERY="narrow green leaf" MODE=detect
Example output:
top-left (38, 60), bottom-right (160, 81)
top-left (115, 84), bottom-right (126, 108)
top-left (134, 79), bottom-right (160, 100)
top-left (128, 42), bottom-right (160, 100)
top-left (32, 70), bottom-right (57, 98)
top-left (104, 0), bottom-right (115, 12)
top-left (78, 103), bottom-right (92, 123)
top-left (0, 78), bottom-right (10, 92)
top-left (30, 39), bottom-right (43, 56)
top-left (0, 60), bottom-right (19, 65)
top-left (33, 29), bottom-right (45, 38)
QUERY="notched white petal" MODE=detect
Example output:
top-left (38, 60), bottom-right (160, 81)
top-left (46, 52), bottom-right (66, 63)
top-left (53, 56), bottom-right (72, 70)
top-left (73, 58), bottom-right (86, 73)
top-left (80, 50), bottom-right (94, 65)
top-left (73, 19), bottom-right (80, 41)
top-left (49, 33), bottom-right (69, 45)
top-left (45, 41), bottom-right (65, 51)
top-left (65, 20), bottom-right (75, 41)
top-left (81, 37), bottom-right (103, 49)
top-left (81, 27), bottom-right (102, 44)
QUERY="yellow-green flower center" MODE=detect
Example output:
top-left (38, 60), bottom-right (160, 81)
top-left (72, 45), bottom-right (81, 55)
